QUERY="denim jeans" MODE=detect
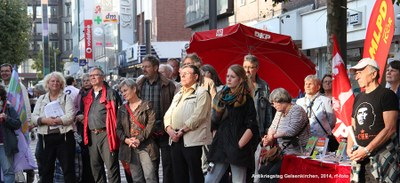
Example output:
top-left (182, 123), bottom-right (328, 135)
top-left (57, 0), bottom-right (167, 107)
top-left (0, 145), bottom-right (15, 183)
top-left (205, 162), bottom-right (247, 183)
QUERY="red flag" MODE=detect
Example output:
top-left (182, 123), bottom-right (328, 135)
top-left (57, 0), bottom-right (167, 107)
top-left (331, 35), bottom-right (355, 141)
top-left (363, 0), bottom-right (394, 83)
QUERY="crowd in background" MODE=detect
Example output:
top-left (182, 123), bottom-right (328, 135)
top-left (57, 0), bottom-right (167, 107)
top-left (0, 54), bottom-right (399, 183)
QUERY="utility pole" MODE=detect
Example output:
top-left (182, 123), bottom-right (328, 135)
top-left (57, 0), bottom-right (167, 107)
top-left (209, 0), bottom-right (217, 30)
top-left (54, 51), bottom-right (56, 71)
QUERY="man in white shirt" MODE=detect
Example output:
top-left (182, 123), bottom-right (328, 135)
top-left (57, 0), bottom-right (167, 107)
top-left (64, 76), bottom-right (80, 114)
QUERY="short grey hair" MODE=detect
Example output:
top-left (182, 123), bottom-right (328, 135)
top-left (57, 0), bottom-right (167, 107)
top-left (34, 84), bottom-right (46, 96)
top-left (82, 73), bottom-right (90, 81)
top-left (304, 74), bottom-right (321, 86)
top-left (159, 64), bottom-right (173, 73)
top-left (119, 78), bottom-right (139, 96)
top-left (43, 72), bottom-right (66, 92)
top-left (89, 67), bottom-right (105, 77)
top-left (269, 88), bottom-right (292, 103)
top-left (244, 54), bottom-right (259, 67)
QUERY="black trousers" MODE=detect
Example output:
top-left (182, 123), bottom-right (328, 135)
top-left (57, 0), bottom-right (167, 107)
top-left (38, 131), bottom-right (76, 183)
top-left (154, 134), bottom-right (174, 183)
top-left (170, 139), bottom-right (203, 183)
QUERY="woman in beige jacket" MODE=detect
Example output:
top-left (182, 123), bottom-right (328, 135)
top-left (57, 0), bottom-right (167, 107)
top-left (31, 72), bottom-right (76, 183)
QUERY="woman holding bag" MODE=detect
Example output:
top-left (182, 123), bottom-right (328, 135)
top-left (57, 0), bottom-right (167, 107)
top-left (205, 64), bottom-right (258, 183)
top-left (116, 78), bottom-right (158, 183)
top-left (259, 88), bottom-right (310, 182)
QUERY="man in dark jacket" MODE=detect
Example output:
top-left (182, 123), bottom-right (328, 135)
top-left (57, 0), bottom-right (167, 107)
top-left (0, 85), bottom-right (22, 183)
top-left (137, 55), bottom-right (176, 183)
top-left (83, 67), bottom-right (122, 183)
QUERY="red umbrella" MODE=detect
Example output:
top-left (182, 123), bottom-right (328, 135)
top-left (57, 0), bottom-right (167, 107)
top-left (186, 23), bottom-right (316, 97)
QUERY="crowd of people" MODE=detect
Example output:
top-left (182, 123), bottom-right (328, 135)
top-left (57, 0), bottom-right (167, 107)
top-left (0, 55), bottom-right (399, 183)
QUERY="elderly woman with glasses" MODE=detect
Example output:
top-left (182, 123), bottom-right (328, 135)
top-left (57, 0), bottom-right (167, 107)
top-left (259, 88), bottom-right (310, 183)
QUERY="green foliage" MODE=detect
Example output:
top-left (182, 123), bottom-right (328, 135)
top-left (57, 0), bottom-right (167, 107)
top-left (0, 0), bottom-right (31, 66)
top-left (269, 0), bottom-right (291, 6)
top-left (31, 48), bottom-right (62, 80)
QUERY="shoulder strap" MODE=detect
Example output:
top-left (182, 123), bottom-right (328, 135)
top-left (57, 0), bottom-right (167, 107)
top-left (125, 103), bottom-right (145, 130)
top-left (310, 106), bottom-right (330, 135)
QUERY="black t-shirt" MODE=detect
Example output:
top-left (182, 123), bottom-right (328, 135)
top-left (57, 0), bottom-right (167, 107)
top-left (352, 85), bottom-right (398, 147)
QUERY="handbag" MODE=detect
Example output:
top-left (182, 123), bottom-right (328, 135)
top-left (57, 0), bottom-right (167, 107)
top-left (260, 144), bottom-right (282, 163)
top-left (309, 100), bottom-right (339, 152)
top-left (259, 111), bottom-right (307, 164)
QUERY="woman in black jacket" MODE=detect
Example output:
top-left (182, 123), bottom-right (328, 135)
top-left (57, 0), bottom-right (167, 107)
top-left (205, 64), bottom-right (258, 183)
top-left (0, 85), bottom-right (22, 183)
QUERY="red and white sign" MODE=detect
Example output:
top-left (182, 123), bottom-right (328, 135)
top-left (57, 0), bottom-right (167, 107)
top-left (331, 35), bottom-right (355, 142)
top-left (84, 20), bottom-right (93, 59)
top-left (363, 0), bottom-right (394, 83)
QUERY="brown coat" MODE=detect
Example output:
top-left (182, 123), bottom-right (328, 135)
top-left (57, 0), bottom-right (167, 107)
top-left (136, 74), bottom-right (176, 136)
top-left (116, 101), bottom-right (159, 162)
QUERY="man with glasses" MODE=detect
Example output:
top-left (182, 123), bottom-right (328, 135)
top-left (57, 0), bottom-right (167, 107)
top-left (136, 55), bottom-right (176, 183)
top-left (182, 53), bottom-right (216, 100)
top-left (347, 58), bottom-right (399, 183)
top-left (1, 63), bottom-right (33, 183)
top-left (82, 67), bottom-right (122, 183)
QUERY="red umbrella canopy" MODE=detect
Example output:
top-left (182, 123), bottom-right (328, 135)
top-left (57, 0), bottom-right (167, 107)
top-left (186, 23), bottom-right (316, 97)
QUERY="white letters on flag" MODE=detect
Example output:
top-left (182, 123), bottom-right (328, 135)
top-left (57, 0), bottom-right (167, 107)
top-left (331, 36), bottom-right (355, 142)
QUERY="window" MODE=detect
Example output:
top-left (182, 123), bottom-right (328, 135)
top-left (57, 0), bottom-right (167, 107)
top-left (27, 6), bottom-right (34, 18)
top-left (64, 22), bottom-right (71, 34)
top-left (48, 6), bottom-right (58, 18)
top-left (50, 41), bottom-right (58, 50)
top-left (36, 7), bottom-right (42, 18)
top-left (64, 39), bottom-right (72, 51)
top-left (66, 5), bottom-right (71, 16)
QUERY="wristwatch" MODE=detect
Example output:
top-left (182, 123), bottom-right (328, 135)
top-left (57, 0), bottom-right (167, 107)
top-left (363, 147), bottom-right (371, 156)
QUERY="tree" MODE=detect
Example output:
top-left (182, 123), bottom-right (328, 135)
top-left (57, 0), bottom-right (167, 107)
top-left (269, 0), bottom-right (400, 68)
top-left (0, 0), bottom-right (31, 65)
top-left (31, 48), bottom-right (62, 80)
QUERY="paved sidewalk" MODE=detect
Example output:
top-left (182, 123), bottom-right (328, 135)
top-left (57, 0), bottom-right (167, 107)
top-left (26, 131), bottom-right (163, 183)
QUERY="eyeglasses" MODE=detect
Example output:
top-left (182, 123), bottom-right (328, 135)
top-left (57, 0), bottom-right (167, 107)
top-left (141, 65), bottom-right (153, 69)
top-left (89, 73), bottom-right (102, 78)
top-left (180, 71), bottom-right (194, 77)
top-left (243, 66), bottom-right (257, 70)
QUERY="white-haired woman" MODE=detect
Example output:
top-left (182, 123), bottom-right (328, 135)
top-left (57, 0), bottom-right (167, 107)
top-left (259, 88), bottom-right (310, 183)
top-left (31, 72), bottom-right (76, 183)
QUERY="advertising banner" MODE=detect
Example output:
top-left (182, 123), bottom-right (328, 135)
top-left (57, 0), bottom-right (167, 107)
top-left (84, 20), bottom-right (93, 59)
top-left (363, 0), bottom-right (394, 83)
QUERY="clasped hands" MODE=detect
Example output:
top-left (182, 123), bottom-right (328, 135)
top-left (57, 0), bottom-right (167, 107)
top-left (261, 134), bottom-right (274, 147)
top-left (166, 126), bottom-right (184, 143)
top-left (43, 117), bottom-right (62, 126)
top-left (347, 146), bottom-right (369, 162)
top-left (125, 137), bottom-right (140, 148)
